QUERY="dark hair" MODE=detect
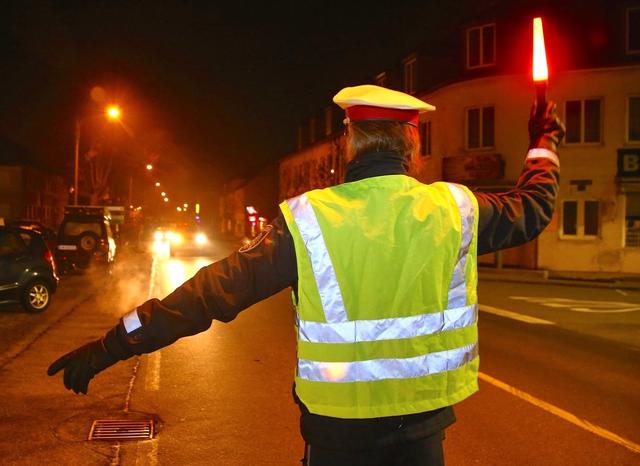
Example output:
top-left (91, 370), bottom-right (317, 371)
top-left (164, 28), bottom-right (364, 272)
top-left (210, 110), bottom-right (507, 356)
top-left (345, 121), bottom-right (420, 166)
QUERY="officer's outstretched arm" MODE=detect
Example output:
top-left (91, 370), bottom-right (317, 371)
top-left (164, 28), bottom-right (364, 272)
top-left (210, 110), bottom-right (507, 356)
top-left (474, 101), bottom-right (565, 255)
top-left (47, 215), bottom-right (296, 394)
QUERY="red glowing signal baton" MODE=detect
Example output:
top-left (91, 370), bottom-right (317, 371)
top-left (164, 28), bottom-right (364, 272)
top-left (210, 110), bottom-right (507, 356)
top-left (533, 17), bottom-right (549, 117)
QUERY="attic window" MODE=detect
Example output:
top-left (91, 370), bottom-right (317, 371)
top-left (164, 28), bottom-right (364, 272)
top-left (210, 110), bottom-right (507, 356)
top-left (403, 55), bottom-right (417, 95)
top-left (467, 24), bottom-right (496, 69)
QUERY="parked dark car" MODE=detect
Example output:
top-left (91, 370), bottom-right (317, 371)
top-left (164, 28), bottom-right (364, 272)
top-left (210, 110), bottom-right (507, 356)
top-left (0, 226), bottom-right (58, 312)
top-left (55, 206), bottom-right (116, 274)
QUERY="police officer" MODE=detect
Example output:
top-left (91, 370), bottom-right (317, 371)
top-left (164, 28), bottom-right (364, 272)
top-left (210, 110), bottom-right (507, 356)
top-left (48, 85), bottom-right (565, 466)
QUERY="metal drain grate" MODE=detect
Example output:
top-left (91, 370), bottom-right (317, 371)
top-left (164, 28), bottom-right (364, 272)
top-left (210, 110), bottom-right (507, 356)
top-left (89, 419), bottom-right (154, 441)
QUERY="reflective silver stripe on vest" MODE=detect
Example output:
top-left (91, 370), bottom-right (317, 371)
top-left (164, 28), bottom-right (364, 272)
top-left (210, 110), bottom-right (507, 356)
top-left (445, 184), bottom-right (475, 309)
top-left (298, 304), bottom-right (477, 343)
top-left (287, 194), bottom-right (348, 323)
top-left (298, 342), bottom-right (478, 383)
top-left (123, 309), bottom-right (142, 333)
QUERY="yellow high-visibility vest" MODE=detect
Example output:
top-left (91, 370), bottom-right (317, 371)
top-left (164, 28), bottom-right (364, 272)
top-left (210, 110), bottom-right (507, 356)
top-left (280, 175), bottom-right (479, 419)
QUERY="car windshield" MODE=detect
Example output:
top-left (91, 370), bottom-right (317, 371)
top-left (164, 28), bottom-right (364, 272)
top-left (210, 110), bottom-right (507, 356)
top-left (62, 221), bottom-right (103, 237)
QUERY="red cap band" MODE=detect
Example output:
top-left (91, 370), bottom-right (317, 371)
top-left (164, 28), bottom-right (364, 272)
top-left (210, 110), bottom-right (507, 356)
top-left (346, 105), bottom-right (419, 126)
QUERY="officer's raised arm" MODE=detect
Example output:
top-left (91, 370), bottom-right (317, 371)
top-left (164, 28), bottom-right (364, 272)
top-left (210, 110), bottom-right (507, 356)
top-left (474, 100), bottom-right (565, 255)
top-left (47, 215), bottom-right (296, 394)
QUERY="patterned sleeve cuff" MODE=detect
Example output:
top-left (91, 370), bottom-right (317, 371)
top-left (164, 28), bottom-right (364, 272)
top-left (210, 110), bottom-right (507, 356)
top-left (526, 148), bottom-right (559, 167)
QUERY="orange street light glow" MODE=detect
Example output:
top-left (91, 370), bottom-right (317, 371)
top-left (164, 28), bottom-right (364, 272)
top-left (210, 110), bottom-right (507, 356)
top-left (533, 17), bottom-right (548, 82)
top-left (106, 105), bottom-right (121, 120)
top-left (155, 182), bottom-right (160, 187)
top-left (161, 191), bottom-right (166, 196)
top-left (146, 164), bottom-right (153, 170)
top-left (164, 197), bottom-right (169, 202)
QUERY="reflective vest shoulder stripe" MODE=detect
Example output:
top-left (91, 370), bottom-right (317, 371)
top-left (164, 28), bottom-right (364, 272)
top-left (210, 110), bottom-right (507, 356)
top-left (298, 303), bottom-right (477, 344)
top-left (298, 342), bottom-right (478, 383)
top-left (287, 193), bottom-right (348, 323)
top-left (445, 183), bottom-right (475, 309)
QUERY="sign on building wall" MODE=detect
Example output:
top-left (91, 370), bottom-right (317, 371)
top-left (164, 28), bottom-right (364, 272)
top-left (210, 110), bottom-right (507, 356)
top-left (617, 149), bottom-right (640, 179)
top-left (442, 153), bottom-right (503, 183)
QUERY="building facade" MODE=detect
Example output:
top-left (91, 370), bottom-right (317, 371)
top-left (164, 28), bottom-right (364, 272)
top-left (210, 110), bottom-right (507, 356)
top-left (279, 0), bottom-right (640, 273)
top-left (0, 165), bottom-right (68, 228)
top-left (219, 162), bottom-right (279, 240)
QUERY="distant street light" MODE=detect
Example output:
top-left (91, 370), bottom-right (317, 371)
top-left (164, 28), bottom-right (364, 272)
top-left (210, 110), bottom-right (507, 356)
top-left (155, 181), bottom-right (160, 187)
top-left (177, 207), bottom-right (182, 212)
top-left (164, 197), bottom-right (169, 202)
top-left (161, 191), bottom-right (166, 197)
top-left (106, 105), bottom-right (121, 120)
top-left (73, 104), bottom-right (122, 205)
top-left (146, 164), bottom-right (153, 171)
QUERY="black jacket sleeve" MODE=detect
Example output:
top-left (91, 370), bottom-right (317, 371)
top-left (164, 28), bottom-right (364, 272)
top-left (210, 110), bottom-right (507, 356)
top-left (116, 214), bottom-right (297, 355)
top-left (474, 157), bottom-right (559, 255)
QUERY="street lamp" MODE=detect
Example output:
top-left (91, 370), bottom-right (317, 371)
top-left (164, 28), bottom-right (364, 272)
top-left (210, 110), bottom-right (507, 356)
top-left (146, 164), bottom-right (153, 171)
top-left (73, 104), bottom-right (122, 205)
top-left (155, 181), bottom-right (160, 187)
top-left (161, 191), bottom-right (166, 197)
top-left (106, 105), bottom-right (121, 120)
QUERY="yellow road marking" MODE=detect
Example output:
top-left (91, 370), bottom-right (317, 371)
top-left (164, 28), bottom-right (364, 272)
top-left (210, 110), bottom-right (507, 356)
top-left (479, 372), bottom-right (640, 454)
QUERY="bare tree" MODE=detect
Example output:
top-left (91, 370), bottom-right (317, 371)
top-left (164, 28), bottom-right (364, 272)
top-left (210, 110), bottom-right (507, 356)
top-left (84, 145), bottom-right (112, 205)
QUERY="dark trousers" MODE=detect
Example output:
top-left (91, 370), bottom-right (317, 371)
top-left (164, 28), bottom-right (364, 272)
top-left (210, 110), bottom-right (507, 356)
top-left (301, 430), bottom-right (445, 466)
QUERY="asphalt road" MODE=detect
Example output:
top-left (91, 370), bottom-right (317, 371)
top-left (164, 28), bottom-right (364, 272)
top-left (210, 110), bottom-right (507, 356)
top-left (0, 241), bottom-right (639, 465)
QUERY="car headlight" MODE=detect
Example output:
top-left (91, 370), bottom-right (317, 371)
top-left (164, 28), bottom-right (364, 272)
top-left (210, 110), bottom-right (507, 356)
top-left (195, 232), bottom-right (207, 245)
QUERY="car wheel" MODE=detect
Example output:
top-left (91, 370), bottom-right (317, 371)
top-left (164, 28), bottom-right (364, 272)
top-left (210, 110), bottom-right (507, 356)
top-left (21, 280), bottom-right (51, 313)
top-left (78, 232), bottom-right (100, 253)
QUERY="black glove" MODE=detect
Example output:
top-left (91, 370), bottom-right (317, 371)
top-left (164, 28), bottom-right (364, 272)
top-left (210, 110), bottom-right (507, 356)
top-left (47, 327), bottom-right (130, 394)
top-left (528, 100), bottom-right (566, 154)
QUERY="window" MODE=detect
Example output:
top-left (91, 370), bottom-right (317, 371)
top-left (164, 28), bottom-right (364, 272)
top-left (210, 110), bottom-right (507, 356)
top-left (0, 232), bottom-right (26, 257)
top-left (565, 99), bottom-right (602, 144)
top-left (466, 24), bottom-right (496, 69)
top-left (629, 96), bottom-right (640, 142)
top-left (466, 106), bottom-right (494, 149)
top-left (626, 193), bottom-right (640, 248)
top-left (403, 56), bottom-right (416, 95)
top-left (374, 72), bottom-right (387, 88)
top-left (561, 200), bottom-right (599, 238)
top-left (627, 7), bottom-right (640, 54)
top-left (419, 121), bottom-right (432, 156)
top-left (62, 221), bottom-right (103, 237)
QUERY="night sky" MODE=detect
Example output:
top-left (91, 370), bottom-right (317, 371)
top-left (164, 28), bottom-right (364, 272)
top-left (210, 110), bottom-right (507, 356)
top-left (0, 1), bottom-right (468, 198)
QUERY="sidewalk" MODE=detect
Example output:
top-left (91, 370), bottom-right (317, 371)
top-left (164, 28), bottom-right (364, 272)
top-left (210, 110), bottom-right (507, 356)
top-left (479, 266), bottom-right (640, 291)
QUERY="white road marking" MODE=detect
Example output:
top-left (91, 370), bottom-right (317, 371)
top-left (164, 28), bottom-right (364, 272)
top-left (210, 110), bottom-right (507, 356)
top-left (479, 304), bottom-right (554, 324)
top-left (139, 256), bottom-right (160, 466)
top-left (479, 372), bottom-right (640, 454)
top-left (145, 352), bottom-right (161, 391)
top-left (616, 289), bottom-right (629, 296)
top-left (509, 296), bottom-right (640, 313)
